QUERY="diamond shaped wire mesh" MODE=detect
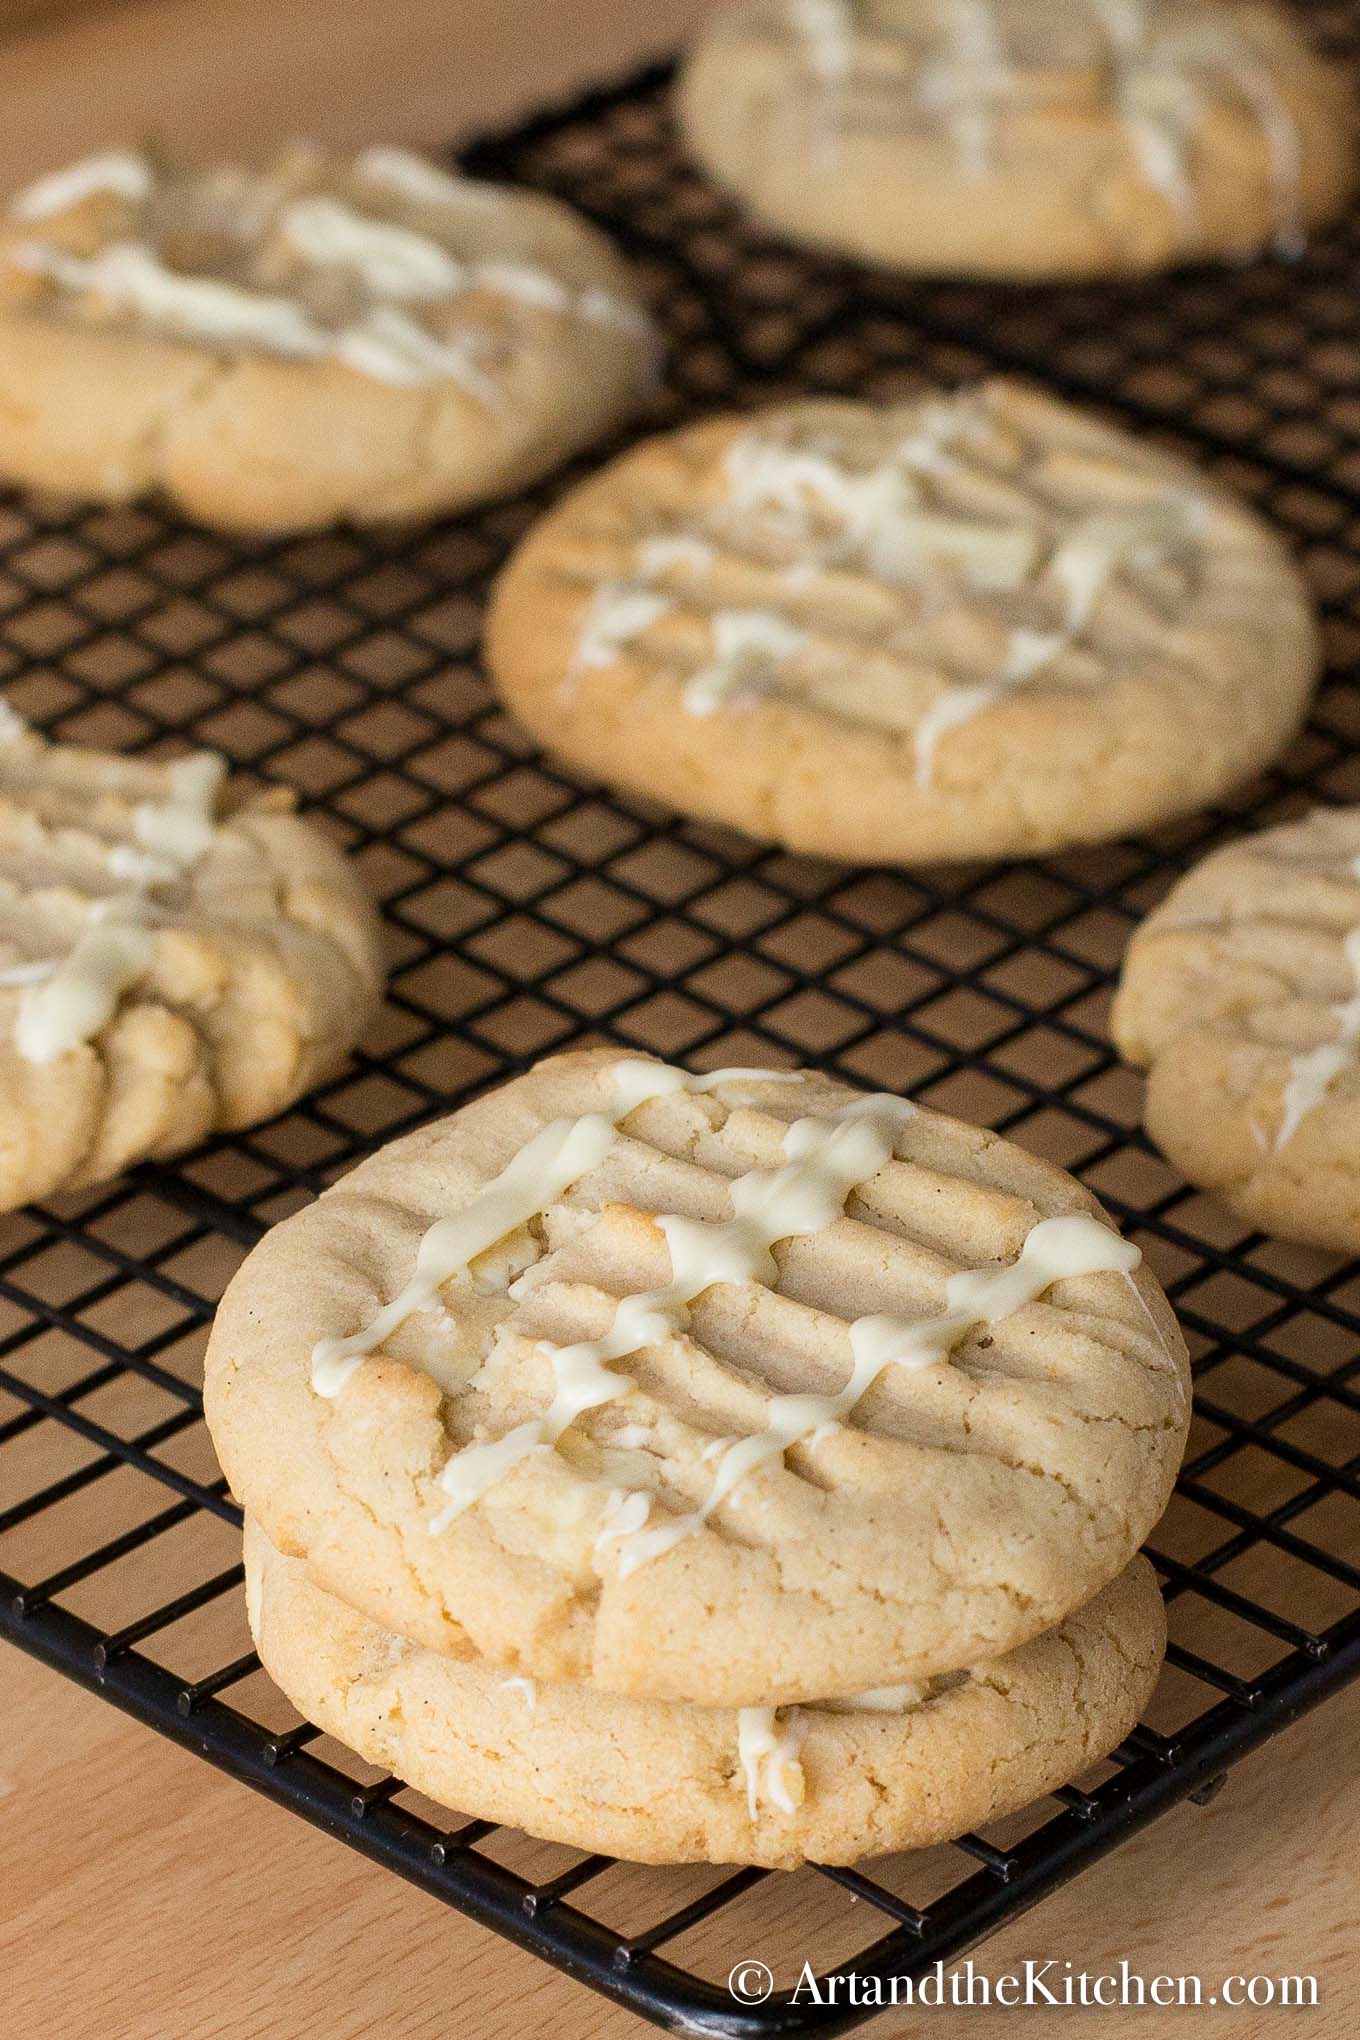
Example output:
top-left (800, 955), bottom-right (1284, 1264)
top-left (4, 25), bottom-right (1360, 2038)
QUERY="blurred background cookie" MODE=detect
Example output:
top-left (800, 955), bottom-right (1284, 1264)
top-left (1113, 804), bottom-right (1360, 1252)
top-left (678, 0), bottom-right (1358, 278)
top-left (487, 380), bottom-right (1319, 863)
top-left (0, 710), bottom-right (384, 1206)
top-left (0, 144), bottom-right (659, 531)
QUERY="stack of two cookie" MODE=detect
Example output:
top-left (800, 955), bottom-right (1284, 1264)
top-left (206, 1050), bottom-right (1189, 1867)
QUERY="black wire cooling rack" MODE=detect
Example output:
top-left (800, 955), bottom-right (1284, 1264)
top-left (6, 22), bottom-right (1360, 2038)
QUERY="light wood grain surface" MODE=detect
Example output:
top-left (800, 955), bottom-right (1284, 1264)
top-left (4, 1640), bottom-right (1357, 2040)
top-left (0, 2), bottom-right (1358, 2035)
top-left (0, 0), bottom-right (719, 193)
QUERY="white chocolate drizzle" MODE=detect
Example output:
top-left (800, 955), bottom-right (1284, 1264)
top-left (790, 0), bottom-right (856, 167)
top-left (498, 1675), bottom-right (538, 1710)
top-left (309, 1062), bottom-right (798, 1399)
top-left (683, 610), bottom-right (806, 717)
top-left (1086, 0), bottom-right (1305, 255)
top-left (1091, 0), bottom-right (1201, 238)
top-left (419, 1073), bottom-right (1139, 1573)
top-left (281, 197), bottom-right (465, 299)
top-left (593, 1485), bottom-right (653, 1558)
top-left (13, 917), bottom-right (154, 1064)
top-left (10, 150), bottom-right (152, 222)
top-left (133, 753), bottom-right (227, 865)
top-left (564, 405), bottom-right (1023, 709)
top-left (1169, 16), bottom-right (1306, 258)
top-left (723, 419), bottom-right (1040, 589)
top-left (1, 734), bottom-right (227, 1064)
top-left (613, 1208), bottom-right (1140, 1575)
top-left (738, 1676), bottom-right (946, 1815)
top-left (566, 407), bottom-right (1202, 779)
top-left (14, 240), bottom-right (504, 404)
top-left (932, 0), bottom-right (1009, 180)
top-left (11, 148), bottom-right (654, 399)
top-left (572, 584), bottom-right (673, 682)
top-left (0, 960), bottom-right (58, 989)
top-left (912, 494), bottom-right (1201, 786)
top-left (354, 146), bottom-right (509, 211)
top-left (791, 0), bottom-right (854, 86)
top-left (16, 241), bottom-right (329, 353)
top-left (331, 307), bottom-right (501, 400)
top-left (279, 196), bottom-right (652, 336)
top-left (429, 1086), bottom-right (914, 1532)
top-left (777, 0), bottom-right (1306, 258)
top-left (107, 843), bottom-right (181, 888)
top-left (741, 1673), bottom-right (955, 1828)
top-left (1274, 925), bottom-right (1360, 1150)
top-left (308, 1052), bottom-right (1143, 1607)
top-left (637, 534), bottom-right (716, 578)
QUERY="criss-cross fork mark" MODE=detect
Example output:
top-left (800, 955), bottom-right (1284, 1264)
top-left (415, 1080), bottom-right (1178, 1577)
top-left (539, 391), bottom-right (1250, 768)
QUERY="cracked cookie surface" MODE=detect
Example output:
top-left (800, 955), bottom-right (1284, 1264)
top-left (246, 1516), bottom-right (1165, 1868)
top-left (205, 1048), bottom-right (1189, 1708)
top-left (485, 381), bottom-right (1318, 863)
top-left (0, 144), bottom-right (658, 532)
top-left (1113, 804), bottom-right (1360, 1252)
top-left (678, 0), bottom-right (1358, 279)
top-left (0, 711), bottom-right (384, 1207)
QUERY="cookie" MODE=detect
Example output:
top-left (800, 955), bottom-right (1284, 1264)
top-left (485, 381), bottom-right (1318, 863)
top-left (0, 144), bottom-right (658, 532)
top-left (0, 707), bottom-right (383, 1207)
top-left (678, 0), bottom-right (1358, 279)
top-left (1112, 804), bottom-right (1360, 1253)
top-left (204, 1048), bottom-right (1189, 1708)
top-left (245, 1516), bottom-right (1165, 1868)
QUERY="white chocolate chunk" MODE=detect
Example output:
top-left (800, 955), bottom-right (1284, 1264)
top-left (737, 1706), bottom-right (808, 1817)
top-left (816, 1681), bottom-right (926, 1714)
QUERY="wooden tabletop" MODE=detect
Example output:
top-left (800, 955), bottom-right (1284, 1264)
top-left (6, 1641), bottom-right (1357, 2040)
top-left (0, 0), bottom-right (718, 190)
top-left (0, 2), bottom-right (1358, 2034)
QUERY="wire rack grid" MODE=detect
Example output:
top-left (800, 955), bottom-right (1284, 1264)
top-left (5, 25), bottom-right (1360, 2039)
